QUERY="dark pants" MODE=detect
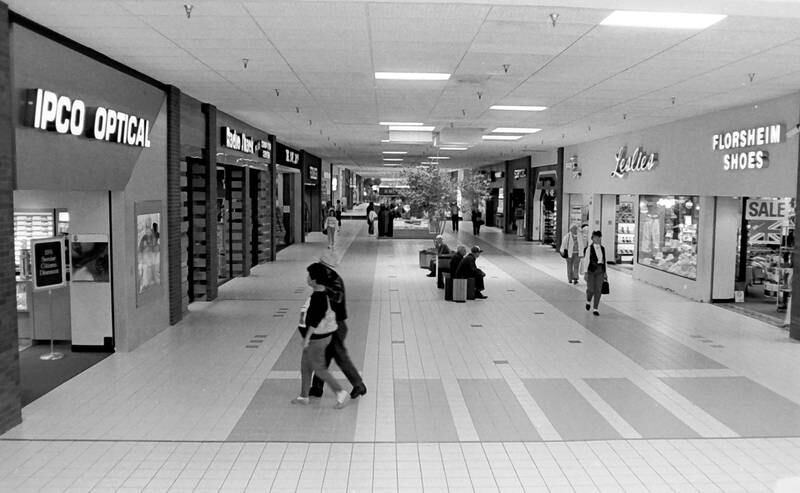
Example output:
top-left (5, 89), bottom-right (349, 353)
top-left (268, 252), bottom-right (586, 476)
top-left (473, 221), bottom-right (481, 235)
top-left (336, 211), bottom-right (342, 227)
top-left (310, 321), bottom-right (362, 393)
top-left (585, 270), bottom-right (605, 309)
top-left (474, 272), bottom-right (485, 293)
top-left (368, 220), bottom-right (374, 234)
top-left (451, 214), bottom-right (459, 231)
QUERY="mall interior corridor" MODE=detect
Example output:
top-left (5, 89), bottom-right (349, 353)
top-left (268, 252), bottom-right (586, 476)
top-left (1, 221), bottom-right (799, 492)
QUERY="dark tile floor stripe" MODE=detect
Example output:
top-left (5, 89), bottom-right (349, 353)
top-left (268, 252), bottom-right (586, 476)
top-left (394, 379), bottom-right (458, 442)
top-left (585, 378), bottom-right (699, 438)
top-left (462, 237), bottom-right (725, 371)
top-left (459, 379), bottom-right (541, 442)
top-left (272, 232), bottom-right (377, 372)
top-left (523, 378), bottom-right (620, 441)
top-left (227, 379), bottom-right (358, 442)
top-left (661, 376), bottom-right (800, 437)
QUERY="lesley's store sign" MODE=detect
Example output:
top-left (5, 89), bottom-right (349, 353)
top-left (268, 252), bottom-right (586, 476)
top-left (25, 88), bottom-right (152, 147)
top-left (610, 146), bottom-right (658, 178)
top-left (712, 124), bottom-right (783, 171)
top-left (221, 126), bottom-right (254, 153)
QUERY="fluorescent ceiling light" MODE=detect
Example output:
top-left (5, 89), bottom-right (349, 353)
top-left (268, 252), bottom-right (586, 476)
top-left (383, 163), bottom-right (402, 166)
top-left (492, 127), bottom-right (541, 134)
top-left (482, 135), bottom-right (522, 141)
top-left (382, 151), bottom-right (407, 155)
top-left (389, 125), bottom-right (435, 131)
top-left (375, 72), bottom-right (450, 81)
top-left (427, 156), bottom-right (450, 160)
top-left (439, 146), bottom-right (468, 151)
top-left (383, 158), bottom-right (404, 162)
top-left (381, 139), bottom-right (391, 143)
top-left (600, 10), bottom-right (726, 29)
top-left (419, 162), bottom-right (435, 165)
top-left (379, 122), bottom-right (423, 126)
top-left (490, 105), bottom-right (547, 112)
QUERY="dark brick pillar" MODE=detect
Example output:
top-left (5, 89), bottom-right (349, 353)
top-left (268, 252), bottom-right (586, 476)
top-left (166, 86), bottom-right (182, 325)
top-left (269, 135), bottom-right (276, 262)
top-left (202, 104), bottom-right (218, 301)
top-left (504, 161), bottom-right (512, 233)
top-left (791, 104), bottom-right (800, 340)
top-left (555, 147), bottom-right (565, 251)
top-left (242, 168), bottom-right (251, 276)
top-left (0, 2), bottom-right (22, 434)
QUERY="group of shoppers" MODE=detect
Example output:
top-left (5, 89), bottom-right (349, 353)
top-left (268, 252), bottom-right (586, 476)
top-left (292, 256), bottom-right (367, 408)
top-left (560, 224), bottom-right (608, 316)
top-left (425, 236), bottom-right (487, 299)
top-left (366, 201), bottom-right (397, 237)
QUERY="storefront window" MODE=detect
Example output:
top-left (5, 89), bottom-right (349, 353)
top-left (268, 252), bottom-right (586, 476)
top-left (638, 195), bottom-right (699, 279)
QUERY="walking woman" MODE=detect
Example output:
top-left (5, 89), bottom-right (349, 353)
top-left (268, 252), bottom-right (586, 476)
top-left (325, 208), bottom-right (339, 249)
top-left (560, 224), bottom-right (585, 284)
top-left (291, 263), bottom-right (349, 408)
top-left (581, 230), bottom-right (607, 316)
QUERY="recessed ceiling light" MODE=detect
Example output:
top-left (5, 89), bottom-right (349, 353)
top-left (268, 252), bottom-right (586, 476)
top-left (383, 158), bottom-right (403, 162)
top-left (492, 127), bottom-right (541, 134)
top-left (382, 151), bottom-right (407, 155)
top-left (482, 135), bottom-right (522, 141)
top-left (383, 163), bottom-right (402, 166)
top-left (427, 156), bottom-right (450, 160)
top-left (439, 146), bottom-right (468, 151)
top-left (490, 105), bottom-right (547, 112)
top-left (375, 72), bottom-right (450, 81)
top-left (379, 122), bottom-right (424, 126)
top-left (381, 139), bottom-right (391, 143)
top-left (600, 11), bottom-right (726, 29)
top-left (389, 125), bottom-right (435, 131)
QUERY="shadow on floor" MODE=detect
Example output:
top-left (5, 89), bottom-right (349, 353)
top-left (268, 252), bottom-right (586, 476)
top-left (19, 343), bottom-right (112, 406)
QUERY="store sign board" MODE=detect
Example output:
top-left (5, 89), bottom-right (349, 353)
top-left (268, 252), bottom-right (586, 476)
top-left (513, 169), bottom-right (527, 180)
top-left (746, 198), bottom-right (791, 220)
top-left (31, 237), bottom-right (67, 291)
top-left (255, 139), bottom-right (271, 160)
top-left (25, 88), bottom-right (152, 147)
top-left (711, 124), bottom-right (782, 171)
top-left (309, 166), bottom-right (318, 182)
top-left (610, 146), bottom-right (658, 178)
top-left (220, 126), bottom-right (254, 154)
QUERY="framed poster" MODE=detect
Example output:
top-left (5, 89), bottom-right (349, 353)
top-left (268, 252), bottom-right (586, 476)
top-left (70, 234), bottom-right (109, 282)
top-left (135, 201), bottom-right (162, 307)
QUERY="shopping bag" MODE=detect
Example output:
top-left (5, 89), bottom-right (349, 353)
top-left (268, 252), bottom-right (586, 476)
top-left (601, 280), bottom-right (610, 295)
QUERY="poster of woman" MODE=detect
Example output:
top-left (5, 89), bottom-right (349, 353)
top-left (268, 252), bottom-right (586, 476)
top-left (136, 212), bottom-right (160, 295)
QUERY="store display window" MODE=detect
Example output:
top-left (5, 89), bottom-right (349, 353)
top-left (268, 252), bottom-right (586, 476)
top-left (638, 195), bottom-right (699, 279)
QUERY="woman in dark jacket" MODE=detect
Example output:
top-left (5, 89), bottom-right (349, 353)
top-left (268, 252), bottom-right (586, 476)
top-left (581, 230), bottom-right (607, 316)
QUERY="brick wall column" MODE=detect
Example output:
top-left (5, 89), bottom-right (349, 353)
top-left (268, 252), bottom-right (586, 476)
top-left (0, 2), bottom-right (22, 434)
top-left (269, 135), bottom-right (276, 261)
top-left (202, 104), bottom-right (218, 301)
top-left (166, 86), bottom-right (182, 325)
top-left (555, 147), bottom-right (565, 251)
top-left (791, 101), bottom-right (800, 340)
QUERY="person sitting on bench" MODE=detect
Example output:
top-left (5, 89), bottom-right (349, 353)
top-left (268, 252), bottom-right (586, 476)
top-left (450, 245), bottom-right (466, 277)
top-left (426, 235), bottom-right (451, 277)
top-left (454, 245), bottom-right (487, 299)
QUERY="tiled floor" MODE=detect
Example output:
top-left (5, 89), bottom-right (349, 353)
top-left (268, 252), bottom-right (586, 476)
top-left (2, 217), bottom-right (800, 492)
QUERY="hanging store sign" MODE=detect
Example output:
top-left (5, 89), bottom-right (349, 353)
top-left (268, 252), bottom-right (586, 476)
top-left (255, 139), bottom-right (272, 160)
top-left (309, 166), bottom-right (318, 182)
top-left (221, 126), bottom-right (254, 154)
top-left (513, 168), bottom-right (527, 180)
top-left (25, 88), bottom-right (152, 147)
top-left (711, 124), bottom-right (783, 171)
top-left (610, 146), bottom-right (658, 178)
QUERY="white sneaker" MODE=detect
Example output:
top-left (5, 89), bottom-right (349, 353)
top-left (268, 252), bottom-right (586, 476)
top-left (291, 396), bottom-right (309, 405)
top-left (592, 309), bottom-right (600, 316)
top-left (334, 390), bottom-right (349, 409)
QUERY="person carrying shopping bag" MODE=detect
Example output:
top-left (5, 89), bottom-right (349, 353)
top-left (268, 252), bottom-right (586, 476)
top-left (580, 230), bottom-right (608, 316)
top-left (325, 208), bottom-right (339, 249)
top-left (560, 223), bottom-right (586, 284)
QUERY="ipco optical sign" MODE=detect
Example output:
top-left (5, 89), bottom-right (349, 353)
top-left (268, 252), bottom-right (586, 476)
top-left (25, 88), bottom-right (152, 147)
top-left (712, 124), bottom-right (783, 171)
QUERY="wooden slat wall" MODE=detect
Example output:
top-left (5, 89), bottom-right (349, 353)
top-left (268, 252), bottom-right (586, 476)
top-left (180, 159), bottom-right (189, 311)
top-left (187, 160), bottom-right (209, 300)
top-left (228, 167), bottom-right (245, 278)
top-left (257, 170), bottom-right (272, 263)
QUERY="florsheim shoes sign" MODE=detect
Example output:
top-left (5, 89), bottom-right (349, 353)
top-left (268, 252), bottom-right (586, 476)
top-left (24, 88), bottom-right (152, 147)
top-left (711, 123), bottom-right (783, 171)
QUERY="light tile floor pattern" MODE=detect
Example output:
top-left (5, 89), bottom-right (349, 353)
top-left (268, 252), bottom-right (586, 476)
top-left (2, 218), bottom-right (800, 491)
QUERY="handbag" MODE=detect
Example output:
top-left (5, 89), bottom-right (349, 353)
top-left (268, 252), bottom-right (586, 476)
top-left (560, 249), bottom-right (569, 259)
top-left (601, 280), bottom-right (610, 295)
top-left (322, 227), bottom-right (327, 235)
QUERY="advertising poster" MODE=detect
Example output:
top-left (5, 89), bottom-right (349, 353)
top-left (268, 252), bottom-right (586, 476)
top-left (70, 239), bottom-right (109, 282)
top-left (135, 201), bottom-right (162, 306)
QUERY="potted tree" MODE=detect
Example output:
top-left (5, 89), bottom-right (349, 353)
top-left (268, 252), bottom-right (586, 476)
top-left (402, 164), bottom-right (457, 235)
top-left (459, 171), bottom-right (490, 221)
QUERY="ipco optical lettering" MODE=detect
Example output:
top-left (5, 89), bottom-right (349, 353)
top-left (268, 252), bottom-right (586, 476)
top-left (711, 124), bottom-right (783, 171)
top-left (25, 88), bottom-right (152, 148)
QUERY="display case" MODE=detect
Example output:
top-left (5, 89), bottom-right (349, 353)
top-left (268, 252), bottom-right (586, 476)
top-left (615, 199), bottom-right (635, 263)
top-left (637, 195), bottom-right (699, 279)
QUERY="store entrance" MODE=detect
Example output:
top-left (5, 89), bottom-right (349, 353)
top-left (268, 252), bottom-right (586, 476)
top-left (734, 197), bottom-right (794, 321)
top-left (485, 189), bottom-right (498, 227)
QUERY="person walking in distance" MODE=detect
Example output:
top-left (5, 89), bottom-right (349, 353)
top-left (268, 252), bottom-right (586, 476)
top-left (450, 202), bottom-right (460, 232)
top-left (366, 201), bottom-right (376, 235)
top-left (308, 256), bottom-right (368, 400)
top-left (560, 224), bottom-right (585, 284)
top-left (325, 209), bottom-right (339, 249)
top-left (335, 200), bottom-right (343, 227)
top-left (291, 263), bottom-right (349, 408)
top-left (581, 230), bottom-right (607, 316)
top-left (514, 203), bottom-right (525, 237)
top-left (471, 204), bottom-right (482, 236)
